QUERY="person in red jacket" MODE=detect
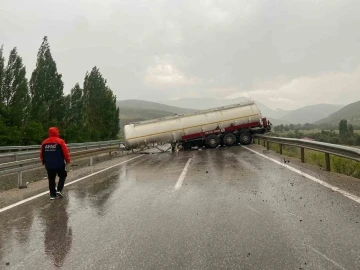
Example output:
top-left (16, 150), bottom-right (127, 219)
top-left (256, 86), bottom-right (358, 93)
top-left (40, 127), bottom-right (71, 200)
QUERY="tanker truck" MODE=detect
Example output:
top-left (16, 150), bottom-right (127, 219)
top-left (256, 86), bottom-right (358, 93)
top-left (123, 101), bottom-right (271, 151)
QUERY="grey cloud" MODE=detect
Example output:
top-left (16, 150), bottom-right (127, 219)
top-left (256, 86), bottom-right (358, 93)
top-left (0, 0), bottom-right (360, 108)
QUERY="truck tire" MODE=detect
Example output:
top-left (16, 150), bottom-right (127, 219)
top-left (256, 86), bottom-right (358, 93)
top-left (182, 142), bottom-right (192, 150)
top-left (239, 132), bottom-right (252, 145)
top-left (206, 134), bottom-right (220, 148)
top-left (223, 133), bottom-right (236, 146)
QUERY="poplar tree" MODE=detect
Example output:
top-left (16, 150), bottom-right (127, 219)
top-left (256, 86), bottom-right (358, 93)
top-left (2, 47), bottom-right (30, 127)
top-left (83, 67), bottom-right (106, 140)
top-left (63, 83), bottom-right (86, 142)
top-left (348, 124), bottom-right (354, 136)
top-left (100, 86), bottom-right (120, 139)
top-left (0, 45), bottom-right (5, 120)
top-left (83, 67), bottom-right (119, 140)
top-left (69, 83), bottom-right (84, 126)
top-left (29, 36), bottom-right (65, 129)
top-left (339, 120), bottom-right (348, 136)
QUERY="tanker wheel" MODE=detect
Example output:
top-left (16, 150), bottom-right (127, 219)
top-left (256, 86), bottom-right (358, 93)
top-left (239, 132), bottom-right (252, 145)
top-left (182, 142), bottom-right (192, 150)
top-left (223, 133), bottom-right (236, 146)
top-left (205, 134), bottom-right (220, 148)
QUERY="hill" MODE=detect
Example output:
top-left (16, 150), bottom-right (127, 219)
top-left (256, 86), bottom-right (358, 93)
top-left (315, 100), bottom-right (360, 127)
top-left (156, 97), bottom-right (249, 111)
top-left (156, 97), bottom-right (283, 118)
top-left (279, 104), bottom-right (344, 124)
top-left (274, 108), bottom-right (291, 119)
top-left (119, 107), bottom-right (185, 129)
top-left (117, 100), bottom-right (196, 130)
top-left (117, 99), bottom-right (195, 114)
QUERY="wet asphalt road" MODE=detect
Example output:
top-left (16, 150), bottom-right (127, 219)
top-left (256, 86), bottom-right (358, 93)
top-left (0, 145), bottom-right (360, 270)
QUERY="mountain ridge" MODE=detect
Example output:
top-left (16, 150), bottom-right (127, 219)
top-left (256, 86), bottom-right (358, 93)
top-left (279, 104), bottom-right (344, 124)
top-left (155, 98), bottom-right (344, 123)
top-left (315, 100), bottom-right (360, 127)
top-left (117, 98), bottom-right (359, 127)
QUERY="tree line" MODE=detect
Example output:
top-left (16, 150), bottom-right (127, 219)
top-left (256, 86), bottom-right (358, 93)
top-left (271, 120), bottom-right (360, 146)
top-left (0, 36), bottom-right (120, 146)
top-left (273, 122), bottom-right (358, 133)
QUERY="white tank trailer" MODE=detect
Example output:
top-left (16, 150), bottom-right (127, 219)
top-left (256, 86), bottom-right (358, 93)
top-left (124, 101), bottom-right (271, 151)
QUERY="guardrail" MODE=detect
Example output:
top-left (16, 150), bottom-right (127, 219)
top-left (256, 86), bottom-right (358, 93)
top-left (0, 140), bottom-right (123, 153)
top-left (0, 145), bottom-right (141, 189)
top-left (0, 140), bottom-right (124, 162)
top-left (253, 134), bottom-right (360, 171)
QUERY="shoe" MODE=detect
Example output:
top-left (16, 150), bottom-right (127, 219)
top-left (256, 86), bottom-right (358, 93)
top-left (56, 190), bottom-right (63, 197)
top-left (50, 195), bottom-right (56, 200)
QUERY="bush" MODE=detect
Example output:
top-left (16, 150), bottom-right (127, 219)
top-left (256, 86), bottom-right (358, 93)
top-left (0, 121), bottom-right (22, 146)
top-left (63, 124), bottom-right (86, 143)
top-left (22, 121), bottom-right (45, 145)
top-left (331, 156), bottom-right (360, 179)
top-left (356, 135), bottom-right (360, 145)
top-left (329, 137), bottom-right (341, 144)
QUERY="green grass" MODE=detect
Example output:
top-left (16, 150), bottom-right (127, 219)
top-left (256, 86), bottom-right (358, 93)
top-left (266, 142), bottom-right (360, 179)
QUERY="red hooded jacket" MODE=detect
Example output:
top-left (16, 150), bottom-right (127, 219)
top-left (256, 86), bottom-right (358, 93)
top-left (40, 127), bottom-right (70, 169)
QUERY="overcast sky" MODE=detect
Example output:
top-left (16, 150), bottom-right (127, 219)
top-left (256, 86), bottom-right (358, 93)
top-left (1, 0), bottom-right (359, 110)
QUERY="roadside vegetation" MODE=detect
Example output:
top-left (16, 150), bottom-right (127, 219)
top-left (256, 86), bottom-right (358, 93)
top-left (265, 143), bottom-right (360, 179)
top-left (265, 120), bottom-right (360, 179)
top-left (270, 120), bottom-right (360, 146)
top-left (0, 37), bottom-right (120, 146)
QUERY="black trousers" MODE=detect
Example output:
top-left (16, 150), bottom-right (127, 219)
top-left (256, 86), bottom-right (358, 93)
top-left (47, 166), bottom-right (67, 196)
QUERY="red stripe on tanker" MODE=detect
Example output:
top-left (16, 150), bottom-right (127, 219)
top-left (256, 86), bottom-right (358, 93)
top-left (181, 121), bottom-right (262, 141)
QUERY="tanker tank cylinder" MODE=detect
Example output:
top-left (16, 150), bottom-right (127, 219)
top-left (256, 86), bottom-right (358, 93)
top-left (123, 101), bottom-right (269, 150)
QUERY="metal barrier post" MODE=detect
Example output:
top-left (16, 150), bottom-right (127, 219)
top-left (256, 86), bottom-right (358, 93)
top-left (266, 141), bottom-right (270, 150)
top-left (301, 148), bottom-right (305, 163)
top-left (279, 144), bottom-right (283, 155)
top-left (14, 153), bottom-right (18, 161)
top-left (17, 171), bottom-right (23, 188)
top-left (325, 153), bottom-right (330, 171)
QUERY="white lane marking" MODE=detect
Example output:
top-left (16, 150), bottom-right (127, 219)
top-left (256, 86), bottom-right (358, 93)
top-left (242, 146), bottom-right (360, 205)
top-left (175, 158), bottom-right (192, 190)
top-left (245, 204), bottom-right (263, 216)
top-left (310, 246), bottom-right (346, 270)
top-left (0, 155), bottom-right (144, 214)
